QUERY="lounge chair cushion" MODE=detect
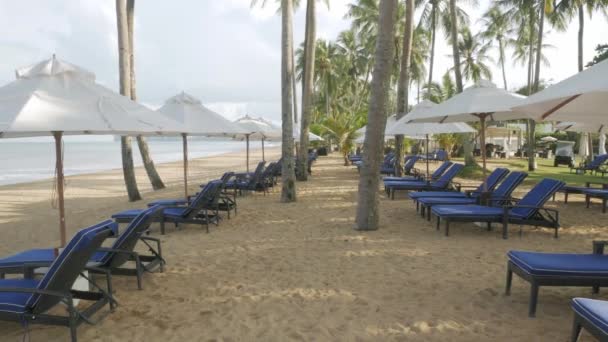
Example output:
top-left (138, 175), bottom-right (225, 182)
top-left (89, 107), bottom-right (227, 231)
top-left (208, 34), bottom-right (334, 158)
top-left (584, 189), bottom-right (608, 197)
top-left (508, 251), bottom-right (608, 277)
top-left (148, 199), bottom-right (188, 207)
top-left (112, 209), bottom-right (144, 221)
top-left (432, 205), bottom-right (503, 219)
top-left (0, 279), bottom-right (40, 314)
top-left (0, 249), bottom-right (55, 270)
top-left (409, 191), bottom-right (467, 199)
top-left (572, 298), bottom-right (608, 335)
top-left (162, 207), bottom-right (188, 219)
top-left (417, 197), bottom-right (477, 205)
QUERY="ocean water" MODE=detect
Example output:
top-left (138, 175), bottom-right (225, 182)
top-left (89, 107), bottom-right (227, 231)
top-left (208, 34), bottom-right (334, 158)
top-left (0, 137), bottom-right (256, 186)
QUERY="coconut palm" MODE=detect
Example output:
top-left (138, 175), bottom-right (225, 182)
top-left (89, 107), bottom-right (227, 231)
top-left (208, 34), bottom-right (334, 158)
top-left (356, 0), bottom-right (399, 231)
top-left (126, 0), bottom-right (165, 191)
top-left (320, 114), bottom-right (360, 165)
top-left (479, 5), bottom-right (512, 89)
top-left (394, 0), bottom-right (415, 176)
top-left (280, 0), bottom-right (297, 202)
top-left (553, 0), bottom-right (608, 72)
top-left (417, 0), bottom-right (469, 86)
top-left (115, 0), bottom-right (141, 201)
top-left (454, 28), bottom-right (493, 83)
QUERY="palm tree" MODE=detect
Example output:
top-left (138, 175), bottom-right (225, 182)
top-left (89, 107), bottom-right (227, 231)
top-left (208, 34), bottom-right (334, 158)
top-left (320, 114), bottom-right (360, 165)
top-left (394, 0), bottom-right (415, 176)
top-left (417, 0), bottom-right (469, 86)
top-left (410, 27), bottom-right (429, 102)
top-left (479, 5), bottom-right (512, 89)
top-left (116, 0), bottom-right (141, 201)
top-left (553, 0), bottom-right (608, 72)
top-left (126, 0), bottom-right (165, 191)
top-left (455, 28), bottom-right (493, 83)
top-left (281, 0), bottom-right (296, 202)
top-left (356, 0), bottom-right (399, 231)
top-left (298, 0), bottom-right (330, 181)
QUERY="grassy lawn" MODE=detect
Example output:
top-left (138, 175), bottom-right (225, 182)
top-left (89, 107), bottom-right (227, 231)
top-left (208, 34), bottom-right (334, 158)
top-left (450, 157), bottom-right (608, 186)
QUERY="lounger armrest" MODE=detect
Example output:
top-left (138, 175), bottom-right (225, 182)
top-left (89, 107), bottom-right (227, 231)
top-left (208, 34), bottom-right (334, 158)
top-left (96, 247), bottom-right (139, 258)
top-left (501, 204), bottom-right (559, 219)
top-left (593, 241), bottom-right (608, 255)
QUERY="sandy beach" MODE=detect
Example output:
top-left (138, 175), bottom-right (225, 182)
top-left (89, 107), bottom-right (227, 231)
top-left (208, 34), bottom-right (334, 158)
top-left (0, 152), bottom-right (606, 341)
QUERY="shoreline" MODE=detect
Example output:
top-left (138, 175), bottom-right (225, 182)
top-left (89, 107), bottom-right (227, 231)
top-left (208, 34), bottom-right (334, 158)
top-left (0, 146), bottom-right (281, 253)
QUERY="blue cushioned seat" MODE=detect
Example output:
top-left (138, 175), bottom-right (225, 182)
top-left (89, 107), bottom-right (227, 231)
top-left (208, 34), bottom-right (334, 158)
top-left (508, 251), bottom-right (608, 277)
top-left (432, 205), bottom-right (504, 218)
top-left (409, 191), bottom-right (468, 199)
top-left (0, 279), bottom-right (39, 314)
top-left (572, 298), bottom-right (608, 337)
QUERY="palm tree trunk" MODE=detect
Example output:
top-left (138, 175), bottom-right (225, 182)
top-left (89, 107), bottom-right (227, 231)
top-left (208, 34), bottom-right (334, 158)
top-left (281, 0), bottom-right (297, 202)
top-left (126, 0), bottom-right (165, 191)
top-left (578, 4), bottom-right (584, 72)
top-left (116, 0), bottom-right (141, 201)
top-left (427, 4), bottom-right (437, 86)
top-left (526, 5), bottom-right (536, 171)
top-left (355, 0), bottom-right (399, 231)
top-left (292, 47), bottom-right (299, 124)
top-left (447, 0), bottom-right (473, 166)
top-left (530, 0), bottom-right (547, 171)
top-left (297, 0), bottom-right (316, 181)
top-left (499, 38), bottom-right (508, 89)
top-left (394, 0), bottom-right (415, 177)
top-left (449, 0), bottom-right (463, 93)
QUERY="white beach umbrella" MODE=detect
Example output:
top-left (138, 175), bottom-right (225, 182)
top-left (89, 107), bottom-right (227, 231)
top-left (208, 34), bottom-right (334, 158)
top-left (388, 100), bottom-right (476, 178)
top-left (234, 115), bottom-right (281, 171)
top-left (540, 136), bottom-right (558, 142)
top-left (555, 122), bottom-right (607, 156)
top-left (292, 123), bottom-right (324, 142)
top-left (355, 114), bottom-right (400, 143)
top-left (158, 92), bottom-right (246, 198)
top-left (512, 59), bottom-right (608, 125)
top-left (0, 56), bottom-right (188, 246)
top-left (555, 122), bottom-right (604, 134)
top-left (408, 80), bottom-right (527, 190)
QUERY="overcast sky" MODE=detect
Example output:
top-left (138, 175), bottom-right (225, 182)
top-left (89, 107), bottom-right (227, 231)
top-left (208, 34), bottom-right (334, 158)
top-left (0, 0), bottom-right (606, 122)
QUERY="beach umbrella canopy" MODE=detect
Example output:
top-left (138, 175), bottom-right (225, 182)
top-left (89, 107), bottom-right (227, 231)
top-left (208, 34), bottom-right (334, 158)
top-left (387, 100), bottom-right (476, 136)
top-left (158, 92), bottom-right (246, 136)
top-left (157, 92), bottom-right (246, 199)
top-left (512, 59), bottom-right (608, 125)
top-left (555, 122), bottom-right (605, 134)
top-left (0, 56), bottom-right (188, 246)
top-left (408, 80), bottom-right (527, 191)
top-left (234, 115), bottom-right (281, 171)
top-left (355, 114), bottom-right (399, 143)
top-left (388, 100), bottom-right (476, 178)
top-left (540, 136), bottom-right (558, 142)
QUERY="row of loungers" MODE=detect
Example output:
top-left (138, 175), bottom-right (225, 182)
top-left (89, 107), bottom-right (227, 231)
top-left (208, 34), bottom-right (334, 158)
top-left (0, 159), bottom-right (282, 341)
top-left (385, 163), bottom-right (608, 340)
top-left (386, 163), bottom-right (564, 239)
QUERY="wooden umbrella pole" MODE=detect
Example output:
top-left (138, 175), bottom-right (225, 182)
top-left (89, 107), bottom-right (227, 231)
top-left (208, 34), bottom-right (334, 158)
top-left (53, 131), bottom-right (67, 247)
top-left (246, 134), bottom-right (250, 173)
top-left (479, 115), bottom-right (488, 192)
top-left (182, 133), bottom-right (188, 199)
top-left (426, 134), bottom-right (430, 181)
top-left (262, 137), bottom-right (265, 161)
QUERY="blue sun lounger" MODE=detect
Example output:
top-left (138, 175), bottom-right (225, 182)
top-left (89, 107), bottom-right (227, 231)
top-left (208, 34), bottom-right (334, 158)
top-left (432, 178), bottom-right (564, 238)
top-left (583, 188), bottom-right (608, 213)
top-left (113, 181), bottom-right (223, 234)
top-left (0, 206), bottom-right (165, 290)
top-left (148, 172), bottom-right (238, 218)
top-left (383, 159), bottom-right (448, 183)
top-left (506, 240), bottom-right (608, 317)
top-left (571, 154), bottom-right (608, 175)
top-left (416, 171), bottom-right (527, 221)
top-left (408, 167), bottom-right (510, 203)
top-left (384, 163), bottom-right (464, 200)
top-left (0, 221), bottom-right (116, 342)
top-left (571, 298), bottom-right (608, 341)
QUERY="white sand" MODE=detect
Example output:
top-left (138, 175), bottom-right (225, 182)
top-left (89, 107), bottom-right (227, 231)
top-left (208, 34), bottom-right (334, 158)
top-left (0, 152), bottom-right (606, 341)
